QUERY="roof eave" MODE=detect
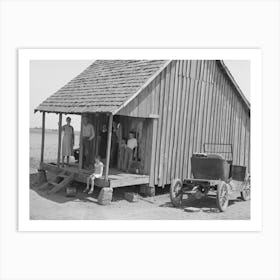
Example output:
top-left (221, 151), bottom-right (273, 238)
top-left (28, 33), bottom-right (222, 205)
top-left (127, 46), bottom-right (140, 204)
top-left (34, 108), bottom-right (114, 115)
top-left (218, 60), bottom-right (250, 111)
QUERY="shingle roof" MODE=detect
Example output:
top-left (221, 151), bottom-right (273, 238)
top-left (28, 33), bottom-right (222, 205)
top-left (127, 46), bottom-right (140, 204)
top-left (35, 59), bottom-right (250, 115)
top-left (35, 60), bottom-right (169, 114)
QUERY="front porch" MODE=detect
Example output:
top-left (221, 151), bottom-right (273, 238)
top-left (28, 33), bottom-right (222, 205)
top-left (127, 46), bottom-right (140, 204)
top-left (37, 109), bottom-right (155, 192)
top-left (40, 162), bottom-right (150, 189)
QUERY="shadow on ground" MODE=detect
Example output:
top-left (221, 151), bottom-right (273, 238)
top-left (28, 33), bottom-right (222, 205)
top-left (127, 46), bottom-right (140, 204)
top-left (159, 195), bottom-right (244, 210)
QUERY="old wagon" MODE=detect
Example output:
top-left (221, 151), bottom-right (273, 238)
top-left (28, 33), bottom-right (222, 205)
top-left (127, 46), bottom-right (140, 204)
top-left (170, 143), bottom-right (250, 211)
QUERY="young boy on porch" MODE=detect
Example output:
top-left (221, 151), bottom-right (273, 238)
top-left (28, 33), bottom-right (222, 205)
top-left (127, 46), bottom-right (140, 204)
top-left (84, 155), bottom-right (104, 194)
top-left (123, 131), bottom-right (137, 172)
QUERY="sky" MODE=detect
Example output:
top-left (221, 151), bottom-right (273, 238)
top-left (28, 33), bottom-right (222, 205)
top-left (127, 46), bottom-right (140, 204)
top-left (30, 60), bottom-right (250, 130)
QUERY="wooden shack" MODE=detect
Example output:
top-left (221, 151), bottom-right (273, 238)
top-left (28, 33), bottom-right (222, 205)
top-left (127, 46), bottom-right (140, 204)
top-left (35, 60), bottom-right (250, 194)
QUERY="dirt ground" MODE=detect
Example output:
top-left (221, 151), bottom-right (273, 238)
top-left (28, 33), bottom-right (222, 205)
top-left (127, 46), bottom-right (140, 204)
top-left (30, 173), bottom-right (250, 220)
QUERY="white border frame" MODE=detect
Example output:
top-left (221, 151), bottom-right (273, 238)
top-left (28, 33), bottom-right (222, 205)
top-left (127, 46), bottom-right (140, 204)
top-left (19, 48), bottom-right (262, 232)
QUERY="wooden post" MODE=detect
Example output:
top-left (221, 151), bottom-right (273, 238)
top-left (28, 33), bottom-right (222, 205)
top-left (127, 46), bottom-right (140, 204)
top-left (40, 112), bottom-right (46, 163)
top-left (57, 113), bottom-right (62, 167)
top-left (95, 113), bottom-right (99, 156)
top-left (149, 118), bottom-right (158, 187)
top-left (105, 114), bottom-right (113, 180)
top-left (79, 115), bottom-right (84, 170)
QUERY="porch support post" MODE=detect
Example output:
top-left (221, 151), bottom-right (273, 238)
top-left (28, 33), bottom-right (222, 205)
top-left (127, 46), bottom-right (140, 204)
top-left (149, 118), bottom-right (158, 187)
top-left (57, 113), bottom-right (62, 167)
top-left (105, 113), bottom-right (113, 180)
top-left (78, 115), bottom-right (84, 170)
top-left (40, 112), bottom-right (46, 163)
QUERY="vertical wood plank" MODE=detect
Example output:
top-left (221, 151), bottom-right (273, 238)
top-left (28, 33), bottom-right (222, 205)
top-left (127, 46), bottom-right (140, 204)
top-left (209, 83), bottom-right (217, 146)
top-left (215, 70), bottom-right (223, 145)
top-left (234, 101), bottom-right (240, 164)
top-left (167, 60), bottom-right (180, 183)
top-left (201, 80), bottom-right (209, 148)
top-left (190, 60), bottom-right (197, 79)
top-left (95, 113), bottom-right (99, 156)
top-left (57, 113), bottom-right (62, 167)
top-left (105, 114), bottom-right (113, 180)
top-left (226, 81), bottom-right (233, 149)
top-left (173, 60), bottom-right (184, 179)
top-left (197, 81), bottom-right (206, 152)
top-left (189, 79), bottom-right (199, 157)
top-left (205, 84), bottom-right (213, 143)
top-left (78, 115), bottom-right (84, 170)
top-left (225, 81), bottom-right (231, 149)
top-left (163, 61), bottom-right (176, 185)
top-left (222, 78), bottom-right (229, 146)
top-left (232, 94), bottom-right (238, 163)
top-left (240, 107), bottom-right (246, 165)
top-left (149, 119), bottom-right (158, 186)
top-left (154, 73), bottom-right (163, 185)
top-left (216, 70), bottom-right (223, 145)
top-left (40, 112), bottom-right (46, 163)
top-left (158, 64), bottom-right (171, 187)
top-left (183, 77), bottom-right (194, 178)
top-left (208, 62), bottom-right (218, 146)
top-left (179, 62), bottom-right (190, 178)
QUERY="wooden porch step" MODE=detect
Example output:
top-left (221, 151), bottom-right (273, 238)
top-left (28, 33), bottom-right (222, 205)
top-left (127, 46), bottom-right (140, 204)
top-left (38, 181), bottom-right (50, 190)
top-left (48, 173), bottom-right (75, 194)
top-left (57, 174), bottom-right (70, 178)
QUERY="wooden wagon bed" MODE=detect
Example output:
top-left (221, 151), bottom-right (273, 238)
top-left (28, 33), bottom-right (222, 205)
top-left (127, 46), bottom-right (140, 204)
top-left (40, 162), bottom-right (150, 189)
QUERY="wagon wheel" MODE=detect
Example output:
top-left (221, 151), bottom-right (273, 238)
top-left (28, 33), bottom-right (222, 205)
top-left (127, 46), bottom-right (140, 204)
top-left (170, 179), bottom-right (183, 207)
top-left (216, 181), bottom-right (229, 212)
top-left (241, 175), bottom-right (250, 201)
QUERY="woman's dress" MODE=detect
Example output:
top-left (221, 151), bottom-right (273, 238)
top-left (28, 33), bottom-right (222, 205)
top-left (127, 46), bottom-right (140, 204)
top-left (62, 125), bottom-right (74, 156)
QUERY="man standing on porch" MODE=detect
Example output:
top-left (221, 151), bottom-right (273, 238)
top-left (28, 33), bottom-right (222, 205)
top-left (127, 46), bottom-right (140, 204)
top-left (123, 131), bottom-right (137, 172)
top-left (82, 116), bottom-right (95, 169)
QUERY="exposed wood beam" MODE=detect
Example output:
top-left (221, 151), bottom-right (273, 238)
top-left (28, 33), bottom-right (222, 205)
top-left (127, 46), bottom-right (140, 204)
top-left (57, 113), bottom-right (62, 167)
top-left (105, 114), bottom-right (113, 180)
top-left (149, 118), bottom-right (158, 187)
top-left (78, 115), bottom-right (84, 170)
top-left (40, 112), bottom-right (46, 163)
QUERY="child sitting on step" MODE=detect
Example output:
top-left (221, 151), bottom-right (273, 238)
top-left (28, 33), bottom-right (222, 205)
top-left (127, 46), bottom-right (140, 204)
top-left (84, 155), bottom-right (104, 194)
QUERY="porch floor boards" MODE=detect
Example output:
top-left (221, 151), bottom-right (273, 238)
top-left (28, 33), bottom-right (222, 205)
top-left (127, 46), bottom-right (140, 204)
top-left (40, 162), bottom-right (150, 188)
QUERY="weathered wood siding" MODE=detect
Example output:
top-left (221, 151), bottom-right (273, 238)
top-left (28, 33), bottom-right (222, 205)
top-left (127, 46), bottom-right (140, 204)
top-left (117, 60), bottom-right (250, 187)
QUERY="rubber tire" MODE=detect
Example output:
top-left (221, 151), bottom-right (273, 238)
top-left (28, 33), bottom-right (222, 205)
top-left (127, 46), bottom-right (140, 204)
top-left (241, 176), bottom-right (250, 201)
top-left (216, 181), bottom-right (229, 212)
top-left (170, 179), bottom-right (183, 207)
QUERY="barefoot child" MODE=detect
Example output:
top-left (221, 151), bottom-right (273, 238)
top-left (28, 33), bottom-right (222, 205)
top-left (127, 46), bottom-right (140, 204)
top-left (84, 156), bottom-right (104, 194)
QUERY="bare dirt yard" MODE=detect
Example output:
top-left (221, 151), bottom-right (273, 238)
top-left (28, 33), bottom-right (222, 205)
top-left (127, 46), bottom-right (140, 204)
top-left (30, 173), bottom-right (250, 220)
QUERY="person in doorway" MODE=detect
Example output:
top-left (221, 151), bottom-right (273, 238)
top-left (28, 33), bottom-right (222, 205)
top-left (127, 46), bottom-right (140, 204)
top-left (123, 131), bottom-right (137, 172)
top-left (61, 117), bottom-right (74, 167)
top-left (118, 138), bottom-right (126, 170)
top-left (99, 124), bottom-right (108, 162)
top-left (82, 116), bottom-right (95, 169)
top-left (84, 155), bottom-right (104, 194)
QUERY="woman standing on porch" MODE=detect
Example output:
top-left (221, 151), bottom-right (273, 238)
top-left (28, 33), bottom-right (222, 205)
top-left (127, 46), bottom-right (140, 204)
top-left (62, 117), bottom-right (74, 167)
